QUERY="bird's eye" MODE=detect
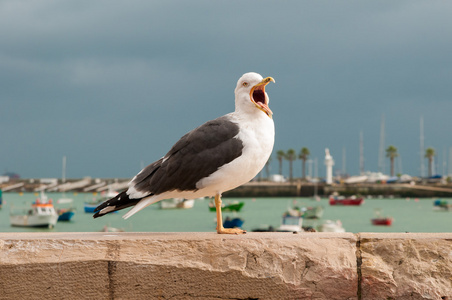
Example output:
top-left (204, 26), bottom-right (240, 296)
top-left (242, 82), bottom-right (249, 87)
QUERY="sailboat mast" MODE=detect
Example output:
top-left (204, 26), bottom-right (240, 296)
top-left (342, 146), bottom-right (346, 176)
top-left (62, 156), bottom-right (67, 183)
top-left (314, 158), bottom-right (318, 198)
top-left (420, 116), bottom-right (425, 177)
top-left (378, 114), bottom-right (385, 174)
top-left (359, 131), bottom-right (364, 175)
top-left (449, 147), bottom-right (452, 177)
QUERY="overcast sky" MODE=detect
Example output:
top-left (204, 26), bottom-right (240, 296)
top-left (1, 1), bottom-right (451, 180)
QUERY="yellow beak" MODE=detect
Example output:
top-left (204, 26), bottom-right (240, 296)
top-left (250, 77), bottom-right (275, 118)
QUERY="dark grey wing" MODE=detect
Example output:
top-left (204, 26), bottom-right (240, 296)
top-left (131, 115), bottom-right (243, 196)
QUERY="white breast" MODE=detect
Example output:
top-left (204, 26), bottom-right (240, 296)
top-left (196, 111), bottom-right (275, 195)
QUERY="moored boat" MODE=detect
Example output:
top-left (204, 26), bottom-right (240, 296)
top-left (251, 214), bottom-right (303, 232)
top-left (287, 205), bottom-right (324, 219)
top-left (317, 220), bottom-right (345, 232)
top-left (56, 197), bottom-right (75, 221)
top-left (57, 208), bottom-right (76, 221)
top-left (159, 198), bottom-right (195, 209)
top-left (223, 217), bottom-right (244, 229)
top-left (329, 195), bottom-right (364, 206)
top-left (433, 199), bottom-right (452, 211)
top-left (84, 198), bottom-right (103, 213)
top-left (277, 215), bottom-right (303, 232)
top-left (371, 217), bottom-right (393, 226)
top-left (252, 225), bottom-right (276, 232)
top-left (208, 200), bottom-right (244, 212)
top-left (57, 197), bottom-right (74, 204)
top-left (371, 209), bottom-right (393, 226)
top-left (100, 225), bottom-right (125, 232)
top-left (10, 196), bottom-right (58, 228)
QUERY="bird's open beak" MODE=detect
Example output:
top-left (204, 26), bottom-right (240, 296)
top-left (250, 77), bottom-right (275, 118)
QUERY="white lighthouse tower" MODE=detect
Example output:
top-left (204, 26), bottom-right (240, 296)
top-left (325, 148), bottom-right (335, 184)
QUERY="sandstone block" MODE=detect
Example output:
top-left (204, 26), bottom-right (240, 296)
top-left (359, 233), bottom-right (452, 299)
top-left (0, 232), bottom-right (358, 300)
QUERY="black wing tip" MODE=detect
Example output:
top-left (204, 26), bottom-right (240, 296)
top-left (92, 205), bottom-right (109, 219)
top-left (91, 192), bottom-right (123, 219)
top-left (92, 191), bottom-right (142, 219)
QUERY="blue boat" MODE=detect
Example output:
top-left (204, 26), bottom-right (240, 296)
top-left (57, 208), bottom-right (75, 221)
top-left (84, 201), bottom-right (101, 213)
top-left (433, 199), bottom-right (452, 211)
top-left (223, 217), bottom-right (244, 229)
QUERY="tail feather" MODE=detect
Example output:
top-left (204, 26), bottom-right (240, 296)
top-left (122, 195), bottom-right (161, 220)
top-left (93, 191), bottom-right (142, 218)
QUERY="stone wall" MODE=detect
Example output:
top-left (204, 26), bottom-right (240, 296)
top-left (0, 232), bottom-right (450, 299)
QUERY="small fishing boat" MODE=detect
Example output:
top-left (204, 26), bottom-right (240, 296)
top-left (371, 209), bottom-right (393, 226)
top-left (56, 197), bottom-right (75, 221)
top-left (223, 217), bottom-right (244, 229)
top-left (277, 215), bottom-right (303, 232)
top-left (57, 207), bottom-right (76, 221)
top-left (10, 194), bottom-right (58, 228)
top-left (371, 218), bottom-right (393, 226)
top-left (287, 205), bottom-right (324, 219)
top-left (159, 198), bottom-right (195, 209)
top-left (84, 198), bottom-right (103, 213)
top-left (252, 225), bottom-right (276, 232)
top-left (433, 199), bottom-right (452, 211)
top-left (317, 220), bottom-right (345, 232)
top-left (329, 195), bottom-right (364, 206)
top-left (57, 197), bottom-right (74, 204)
top-left (209, 200), bottom-right (244, 212)
top-left (100, 225), bottom-right (125, 232)
top-left (251, 213), bottom-right (303, 232)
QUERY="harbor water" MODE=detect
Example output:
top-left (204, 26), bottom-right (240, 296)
top-left (0, 193), bottom-right (451, 233)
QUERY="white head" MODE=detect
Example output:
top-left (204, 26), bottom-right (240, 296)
top-left (234, 72), bottom-right (275, 118)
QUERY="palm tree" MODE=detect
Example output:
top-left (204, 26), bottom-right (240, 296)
top-left (425, 147), bottom-right (436, 177)
top-left (276, 150), bottom-right (285, 175)
top-left (286, 149), bottom-right (297, 182)
top-left (298, 147), bottom-right (310, 179)
top-left (385, 145), bottom-right (398, 177)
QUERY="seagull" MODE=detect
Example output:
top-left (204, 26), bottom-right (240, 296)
top-left (93, 72), bottom-right (275, 234)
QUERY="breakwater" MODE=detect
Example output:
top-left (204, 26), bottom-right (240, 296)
top-left (227, 182), bottom-right (452, 198)
top-left (2, 178), bottom-right (452, 198)
top-left (0, 232), bottom-right (450, 299)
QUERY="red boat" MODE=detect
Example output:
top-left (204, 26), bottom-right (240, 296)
top-left (371, 217), bottom-right (393, 226)
top-left (329, 196), bottom-right (364, 206)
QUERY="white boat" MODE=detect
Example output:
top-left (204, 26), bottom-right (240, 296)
top-left (317, 220), bottom-right (345, 232)
top-left (57, 197), bottom-right (73, 204)
top-left (252, 213), bottom-right (304, 232)
top-left (10, 195), bottom-right (58, 228)
top-left (277, 215), bottom-right (303, 232)
top-left (365, 172), bottom-right (389, 183)
top-left (159, 198), bottom-right (195, 209)
top-left (100, 225), bottom-right (125, 232)
top-left (344, 175), bottom-right (368, 184)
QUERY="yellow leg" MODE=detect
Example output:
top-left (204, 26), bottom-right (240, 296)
top-left (215, 193), bottom-right (246, 234)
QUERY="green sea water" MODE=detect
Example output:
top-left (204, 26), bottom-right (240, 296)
top-left (0, 193), bottom-right (451, 233)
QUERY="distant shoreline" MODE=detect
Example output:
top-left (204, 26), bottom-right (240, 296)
top-left (2, 178), bottom-right (452, 198)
